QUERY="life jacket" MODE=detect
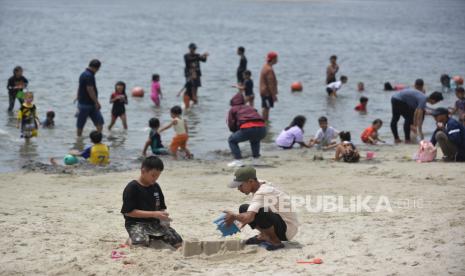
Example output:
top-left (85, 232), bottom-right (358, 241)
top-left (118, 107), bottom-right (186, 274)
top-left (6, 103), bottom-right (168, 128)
top-left (20, 104), bottom-right (37, 125)
top-left (89, 144), bottom-right (110, 165)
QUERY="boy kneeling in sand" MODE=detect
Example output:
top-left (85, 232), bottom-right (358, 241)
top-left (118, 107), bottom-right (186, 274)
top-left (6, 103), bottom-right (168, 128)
top-left (121, 156), bottom-right (182, 249)
top-left (224, 166), bottom-right (299, 251)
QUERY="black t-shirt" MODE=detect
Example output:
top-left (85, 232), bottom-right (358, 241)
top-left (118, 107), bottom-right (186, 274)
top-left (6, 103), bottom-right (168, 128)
top-left (237, 56), bottom-right (247, 74)
top-left (121, 180), bottom-right (167, 227)
top-left (78, 68), bottom-right (98, 105)
top-left (244, 79), bottom-right (254, 96)
top-left (149, 130), bottom-right (164, 149)
top-left (7, 76), bottom-right (28, 93)
top-left (184, 53), bottom-right (207, 79)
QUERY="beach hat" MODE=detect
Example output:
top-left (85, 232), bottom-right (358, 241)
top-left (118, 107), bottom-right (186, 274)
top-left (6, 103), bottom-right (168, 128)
top-left (228, 166), bottom-right (256, 188)
top-left (188, 43), bottom-right (197, 50)
top-left (267, 51), bottom-right (278, 62)
top-left (432, 107), bottom-right (449, 117)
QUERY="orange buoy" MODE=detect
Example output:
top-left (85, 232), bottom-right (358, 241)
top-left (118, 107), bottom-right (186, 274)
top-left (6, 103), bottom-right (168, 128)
top-left (131, 87), bottom-right (144, 97)
top-left (453, 76), bottom-right (464, 86)
top-left (291, 82), bottom-right (303, 92)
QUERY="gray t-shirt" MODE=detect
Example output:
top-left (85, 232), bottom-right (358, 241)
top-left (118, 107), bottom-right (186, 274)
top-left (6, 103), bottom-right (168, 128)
top-left (392, 88), bottom-right (427, 110)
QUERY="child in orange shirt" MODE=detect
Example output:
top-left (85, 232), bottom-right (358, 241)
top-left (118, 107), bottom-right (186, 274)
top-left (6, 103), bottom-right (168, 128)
top-left (361, 119), bottom-right (385, 144)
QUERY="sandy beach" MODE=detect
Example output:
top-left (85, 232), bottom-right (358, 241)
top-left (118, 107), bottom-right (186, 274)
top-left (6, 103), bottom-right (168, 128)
top-left (1, 144), bottom-right (464, 275)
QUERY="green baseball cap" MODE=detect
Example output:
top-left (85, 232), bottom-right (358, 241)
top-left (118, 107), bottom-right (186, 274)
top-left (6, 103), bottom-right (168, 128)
top-left (228, 166), bottom-right (257, 188)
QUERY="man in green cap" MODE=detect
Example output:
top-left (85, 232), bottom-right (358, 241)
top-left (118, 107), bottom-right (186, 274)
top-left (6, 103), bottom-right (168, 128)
top-left (224, 166), bottom-right (298, 251)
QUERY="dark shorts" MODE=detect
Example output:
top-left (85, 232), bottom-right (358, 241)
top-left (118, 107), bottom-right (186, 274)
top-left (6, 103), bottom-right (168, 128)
top-left (76, 104), bottom-right (104, 129)
top-left (261, 95), bottom-right (274, 109)
top-left (239, 204), bottom-right (288, 241)
top-left (326, 87), bottom-right (334, 95)
top-left (186, 78), bottom-right (201, 88)
top-left (126, 222), bottom-right (183, 248)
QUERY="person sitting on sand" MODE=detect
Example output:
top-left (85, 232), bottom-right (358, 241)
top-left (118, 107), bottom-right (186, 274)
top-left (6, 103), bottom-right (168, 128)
top-left (331, 131), bottom-right (360, 162)
top-left (76, 130), bottom-right (110, 165)
top-left (430, 107), bottom-right (465, 162)
top-left (326, 75), bottom-right (347, 98)
top-left (361, 119), bottom-right (385, 144)
top-left (308, 116), bottom-right (339, 149)
top-left (224, 166), bottom-right (299, 251)
top-left (275, 115), bottom-right (310, 149)
top-left (121, 156), bottom-right (183, 248)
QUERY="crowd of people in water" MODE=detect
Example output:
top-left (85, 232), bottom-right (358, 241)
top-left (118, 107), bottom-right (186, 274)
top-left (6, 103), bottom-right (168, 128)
top-left (6, 43), bottom-right (465, 166)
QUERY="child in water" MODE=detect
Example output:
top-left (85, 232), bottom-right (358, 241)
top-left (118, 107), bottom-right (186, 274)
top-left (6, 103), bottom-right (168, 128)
top-left (142, 118), bottom-right (169, 156)
top-left (333, 131), bottom-right (360, 162)
top-left (42, 110), bottom-right (55, 128)
top-left (108, 81), bottom-right (128, 130)
top-left (177, 80), bottom-right (194, 110)
top-left (361, 119), bottom-right (385, 144)
top-left (159, 106), bottom-right (193, 159)
top-left (449, 87), bottom-right (465, 125)
top-left (355, 96), bottom-right (368, 112)
top-left (76, 131), bottom-right (110, 165)
top-left (275, 115), bottom-right (310, 149)
top-left (16, 91), bottom-right (40, 139)
top-left (326, 75), bottom-right (348, 97)
top-left (151, 74), bottom-right (163, 107)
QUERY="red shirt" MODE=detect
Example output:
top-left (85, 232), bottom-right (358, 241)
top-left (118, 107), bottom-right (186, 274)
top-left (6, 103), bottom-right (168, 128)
top-left (361, 126), bottom-right (376, 143)
top-left (355, 103), bottom-right (366, 112)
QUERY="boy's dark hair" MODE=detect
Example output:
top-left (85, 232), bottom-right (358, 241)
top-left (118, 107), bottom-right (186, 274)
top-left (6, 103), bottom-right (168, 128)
top-left (238, 46), bottom-right (245, 53)
top-left (149, 117), bottom-right (160, 128)
top-left (456, 87), bottom-right (465, 93)
top-left (373, 119), bottom-right (383, 125)
top-left (360, 96), bottom-right (369, 103)
top-left (318, 116), bottom-right (328, 123)
top-left (339, 131), bottom-right (351, 142)
top-left (330, 55), bottom-right (337, 60)
top-left (152, 74), bottom-right (160, 81)
top-left (244, 70), bottom-right (251, 77)
top-left (340, 75), bottom-right (348, 82)
top-left (89, 130), bottom-right (102, 144)
top-left (285, 115), bottom-right (306, 131)
top-left (13, 66), bottom-right (23, 74)
top-left (46, 110), bottom-right (55, 118)
top-left (170, 105), bottom-right (182, 115)
top-left (414, 78), bottom-right (424, 88)
top-left (384, 82), bottom-right (394, 91)
top-left (89, 59), bottom-right (101, 69)
top-left (115, 81), bottom-right (126, 94)
top-left (440, 74), bottom-right (450, 88)
top-left (141, 156), bottom-right (164, 171)
top-left (428, 91), bottom-right (444, 102)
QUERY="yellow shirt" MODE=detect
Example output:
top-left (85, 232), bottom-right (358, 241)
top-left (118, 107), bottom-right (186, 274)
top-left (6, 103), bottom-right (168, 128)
top-left (89, 143), bottom-right (110, 165)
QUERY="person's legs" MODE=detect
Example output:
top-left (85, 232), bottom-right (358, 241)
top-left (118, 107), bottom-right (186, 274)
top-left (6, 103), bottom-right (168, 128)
top-left (126, 223), bottom-right (150, 246)
top-left (435, 131), bottom-right (458, 160)
top-left (390, 98), bottom-right (402, 142)
top-left (402, 107), bottom-right (415, 142)
top-left (89, 108), bottom-right (105, 133)
top-left (121, 114), bottom-right (128, 130)
top-left (239, 204), bottom-right (287, 245)
top-left (249, 127), bottom-right (267, 158)
top-left (8, 91), bottom-right (16, 111)
top-left (108, 115), bottom-right (117, 130)
top-left (76, 105), bottom-right (91, 137)
top-left (228, 129), bottom-right (250, 159)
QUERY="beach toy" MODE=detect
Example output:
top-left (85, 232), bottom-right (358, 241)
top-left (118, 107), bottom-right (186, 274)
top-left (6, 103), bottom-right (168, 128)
top-left (213, 213), bottom-right (240, 237)
top-left (297, 258), bottom-right (323, 264)
top-left (111, 250), bottom-right (125, 260)
top-left (63, 154), bottom-right (78, 165)
top-left (291, 82), bottom-right (303, 92)
top-left (394, 84), bottom-right (406, 91)
top-left (453, 76), bottom-right (464, 86)
top-left (131, 87), bottom-right (144, 97)
top-left (366, 151), bottom-right (375, 160)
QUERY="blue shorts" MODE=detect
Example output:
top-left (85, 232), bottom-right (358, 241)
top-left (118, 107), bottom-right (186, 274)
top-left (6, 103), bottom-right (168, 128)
top-left (76, 104), bottom-right (104, 129)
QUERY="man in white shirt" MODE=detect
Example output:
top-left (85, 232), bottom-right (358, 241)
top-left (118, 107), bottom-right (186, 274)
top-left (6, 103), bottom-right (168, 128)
top-left (224, 166), bottom-right (298, 251)
top-left (326, 75), bottom-right (347, 97)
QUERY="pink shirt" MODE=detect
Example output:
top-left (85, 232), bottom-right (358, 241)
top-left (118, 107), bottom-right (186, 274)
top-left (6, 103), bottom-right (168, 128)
top-left (151, 81), bottom-right (160, 96)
